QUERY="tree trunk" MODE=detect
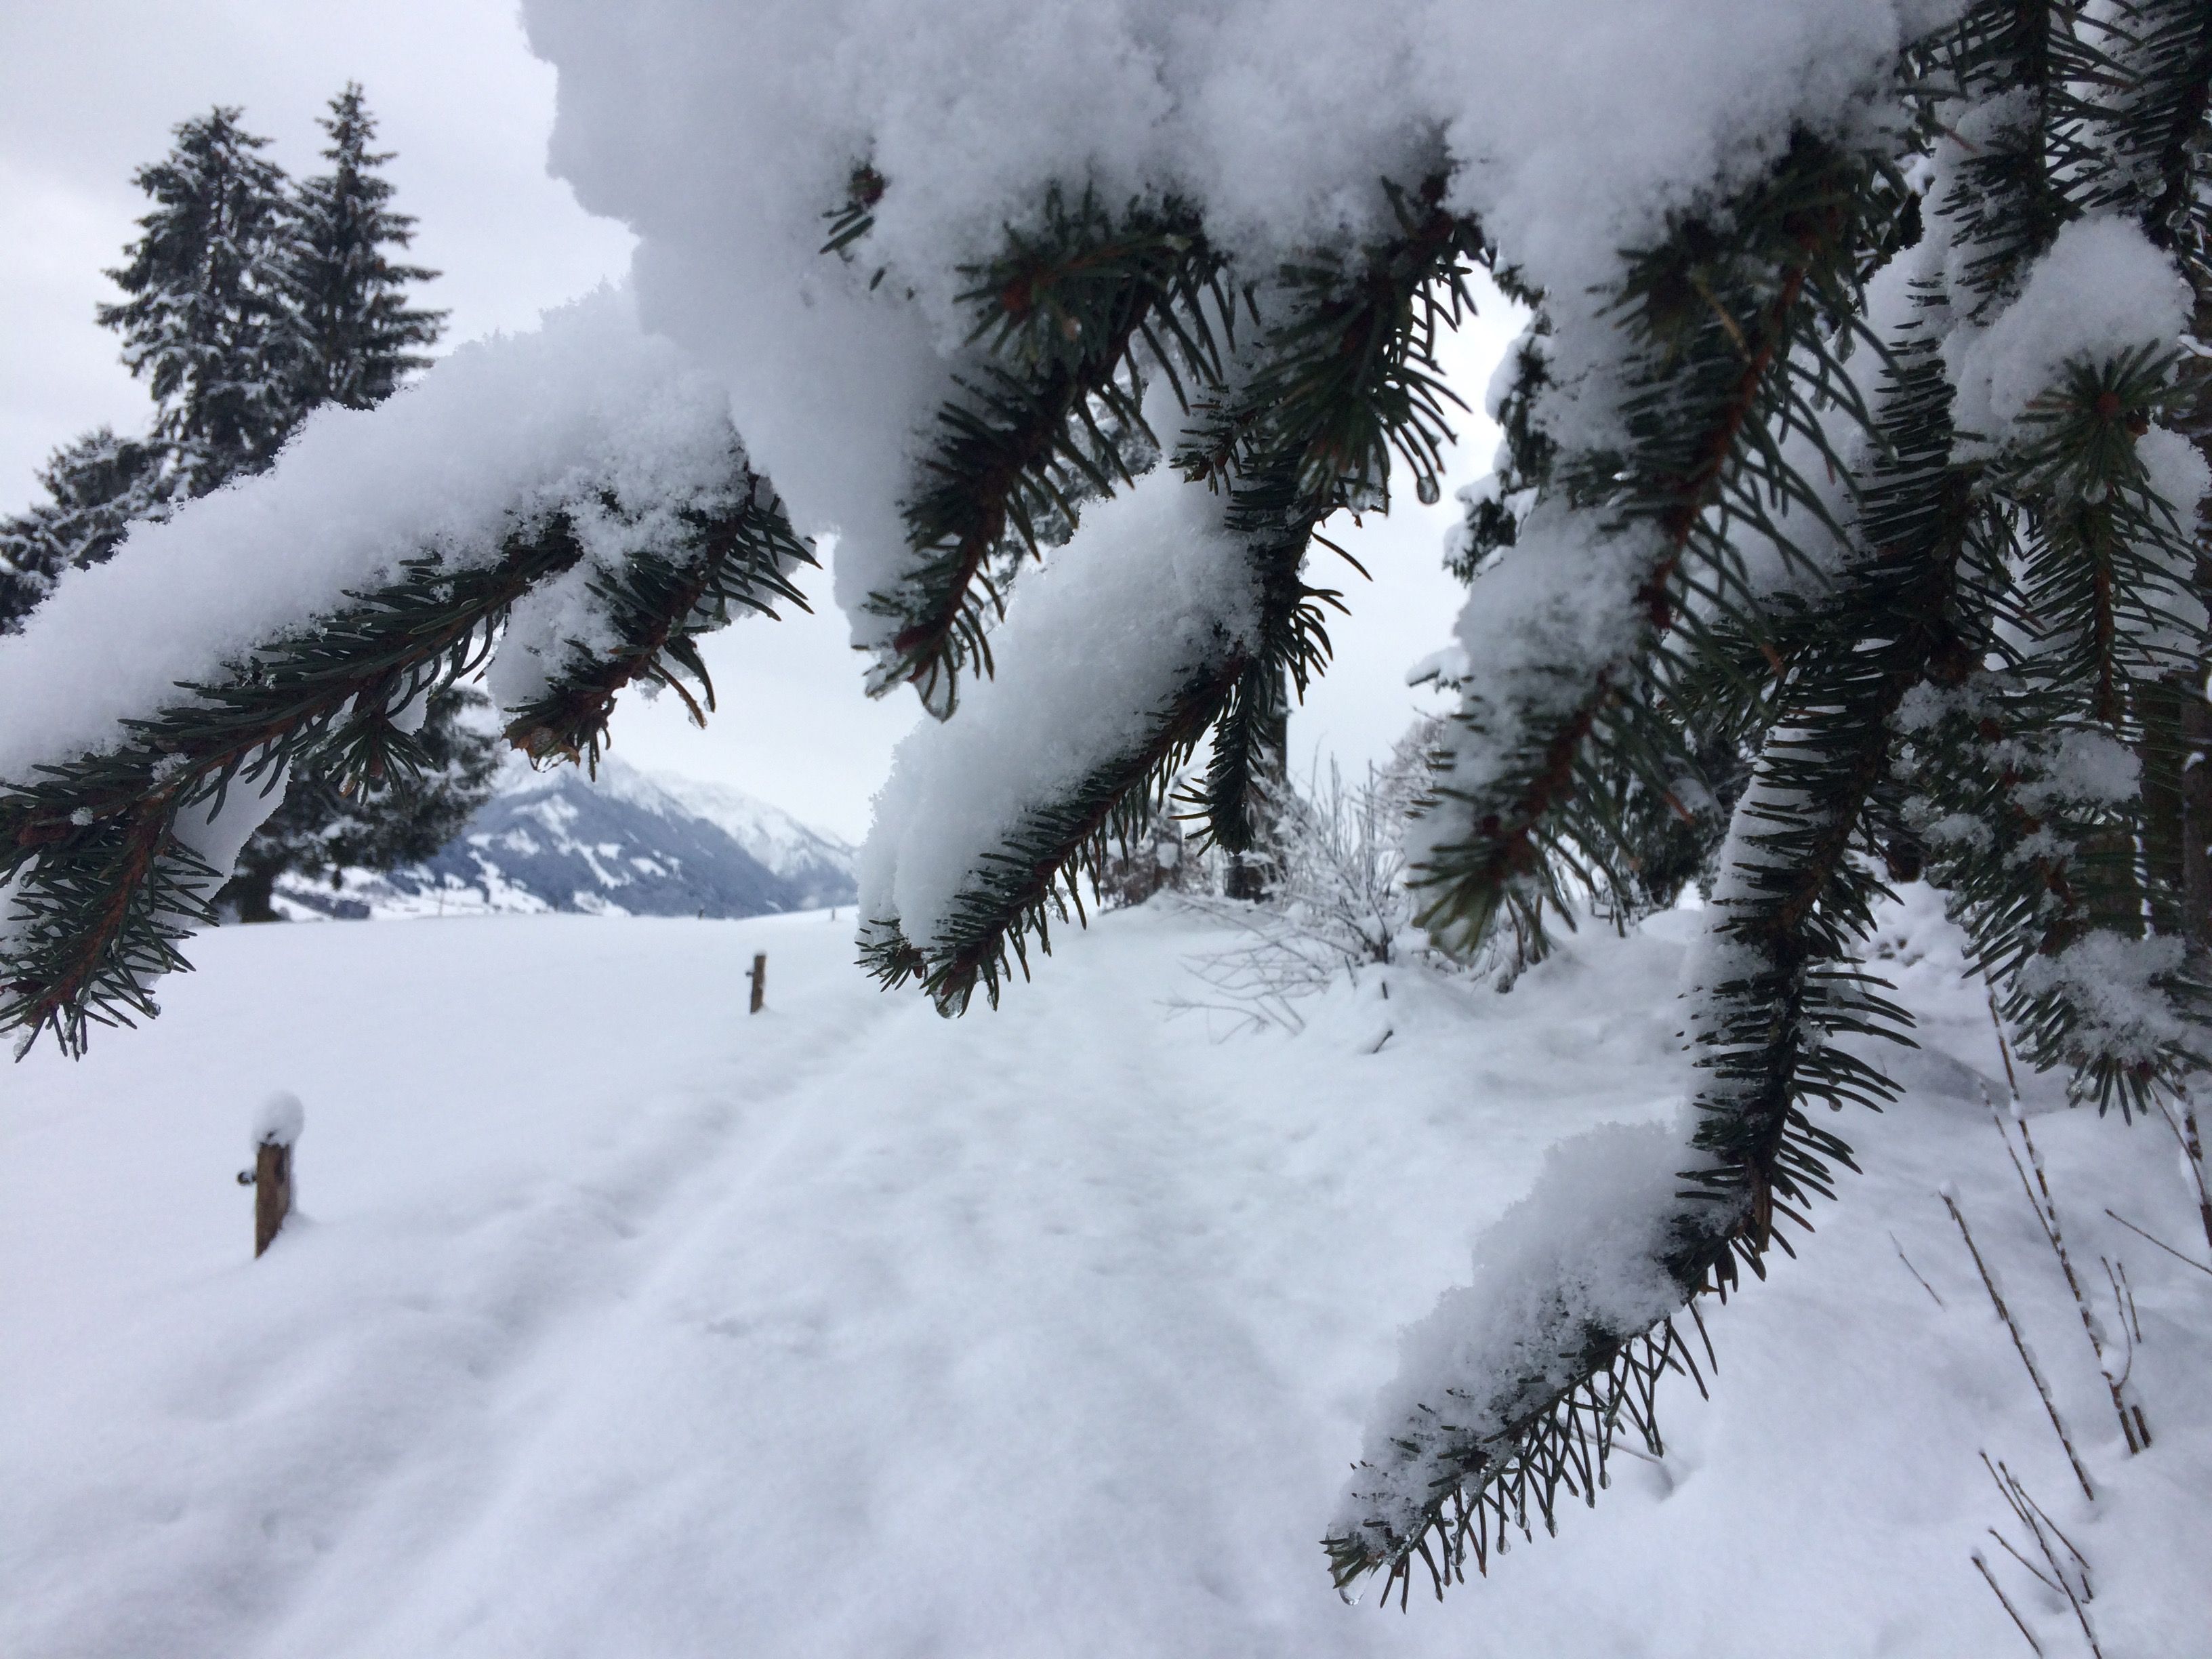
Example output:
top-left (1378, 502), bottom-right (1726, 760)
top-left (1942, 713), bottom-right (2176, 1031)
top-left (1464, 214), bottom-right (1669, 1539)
top-left (2139, 677), bottom-right (2191, 939)
top-left (2181, 677), bottom-right (2211, 954)
top-left (1223, 678), bottom-right (1289, 902)
top-left (220, 859), bottom-right (283, 923)
top-left (2165, 276), bottom-right (2212, 956)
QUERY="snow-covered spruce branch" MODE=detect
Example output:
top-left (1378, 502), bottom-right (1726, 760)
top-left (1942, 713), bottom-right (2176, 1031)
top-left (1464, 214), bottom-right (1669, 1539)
top-left (861, 198), bottom-right (1481, 1011)
top-left (1327, 331), bottom-right (1975, 1603)
top-left (501, 468), bottom-right (811, 769)
top-left (0, 298), bottom-right (808, 1056)
top-left (2075, 1), bottom-right (2212, 285)
top-left (1409, 134), bottom-right (1908, 962)
top-left (859, 191), bottom-right (1235, 714)
top-left (860, 464), bottom-right (1283, 1015)
top-left (1330, 18), bottom-right (2210, 1589)
top-left (1, 523), bottom-right (576, 1057)
top-left (1172, 174), bottom-right (1480, 509)
top-left (859, 170), bottom-right (1479, 726)
top-left (1898, 232), bottom-right (2211, 1117)
top-left (1179, 451), bottom-right (1339, 860)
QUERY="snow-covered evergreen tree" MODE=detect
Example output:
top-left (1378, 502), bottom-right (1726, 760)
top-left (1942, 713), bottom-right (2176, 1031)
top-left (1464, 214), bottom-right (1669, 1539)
top-left (0, 429), bottom-right (166, 632)
top-left (2, 0), bottom-right (2206, 1605)
top-left (96, 108), bottom-right (298, 498)
top-left (8, 94), bottom-right (489, 914)
top-left (285, 83), bottom-right (447, 413)
top-left (218, 83), bottom-right (469, 912)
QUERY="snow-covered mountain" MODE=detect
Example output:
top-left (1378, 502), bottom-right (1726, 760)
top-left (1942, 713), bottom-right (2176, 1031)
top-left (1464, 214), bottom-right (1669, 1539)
top-left (284, 756), bottom-right (856, 920)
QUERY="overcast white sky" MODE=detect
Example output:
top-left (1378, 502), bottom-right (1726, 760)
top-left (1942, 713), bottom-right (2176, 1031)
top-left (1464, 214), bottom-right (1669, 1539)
top-left (3, 1), bottom-right (1517, 842)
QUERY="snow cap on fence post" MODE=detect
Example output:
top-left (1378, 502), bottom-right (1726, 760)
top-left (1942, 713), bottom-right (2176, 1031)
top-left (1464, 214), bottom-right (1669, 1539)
top-left (253, 1090), bottom-right (305, 1148)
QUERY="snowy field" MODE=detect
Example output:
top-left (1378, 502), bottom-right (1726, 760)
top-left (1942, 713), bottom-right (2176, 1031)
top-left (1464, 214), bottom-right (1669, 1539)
top-left (5, 900), bottom-right (2207, 1657)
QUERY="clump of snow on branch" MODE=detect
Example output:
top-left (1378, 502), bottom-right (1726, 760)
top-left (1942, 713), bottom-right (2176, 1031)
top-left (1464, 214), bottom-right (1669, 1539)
top-left (0, 290), bottom-right (750, 786)
top-left (2010, 729), bottom-right (2142, 815)
top-left (2015, 934), bottom-right (2194, 1075)
top-left (859, 468), bottom-right (1254, 954)
top-left (1945, 215), bottom-right (2193, 444)
top-left (520, 0), bottom-right (1949, 653)
top-left (1334, 1115), bottom-right (1691, 1555)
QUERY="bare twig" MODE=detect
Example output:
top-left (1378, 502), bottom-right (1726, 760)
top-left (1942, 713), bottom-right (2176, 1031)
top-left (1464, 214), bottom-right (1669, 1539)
top-left (2149, 1092), bottom-right (2212, 1255)
top-left (1987, 1526), bottom-right (2063, 1597)
top-left (1992, 1104), bottom-right (2148, 1452)
top-left (2099, 1260), bottom-right (2150, 1449)
top-left (1988, 988), bottom-right (2022, 1099)
top-left (1891, 1229), bottom-right (1946, 1307)
top-left (1945, 1191), bottom-right (2096, 1501)
top-left (2104, 1260), bottom-right (2140, 1345)
top-left (1972, 1550), bottom-right (2046, 1656)
top-left (2102, 1208), bottom-right (2212, 1279)
top-left (1980, 1455), bottom-right (2102, 1659)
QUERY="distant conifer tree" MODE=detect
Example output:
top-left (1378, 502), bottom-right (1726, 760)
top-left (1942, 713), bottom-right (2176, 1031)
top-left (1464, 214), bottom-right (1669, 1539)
top-left (0, 429), bottom-right (165, 632)
top-left (96, 107), bottom-right (298, 498)
top-left (5, 94), bottom-right (494, 914)
top-left (215, 84), bottom-right (482, 918)
top-left (285, 83), bottom-right (447, 413)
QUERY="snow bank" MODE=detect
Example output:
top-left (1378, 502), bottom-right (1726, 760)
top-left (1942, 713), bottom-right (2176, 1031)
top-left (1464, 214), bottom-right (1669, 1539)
top-left (9, 897), bottom-right (2207, 1657)
top-left (861, 467), bottom-right (1254, 951)
top-left (520, 0), bottom-right (1948, 653)
top-left (0, 290), bottom-right (746, 785)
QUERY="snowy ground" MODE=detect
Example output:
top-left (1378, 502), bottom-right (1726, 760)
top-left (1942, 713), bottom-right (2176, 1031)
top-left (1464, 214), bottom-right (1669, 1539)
top-left (4, 899), bottom-right (2207, 1657)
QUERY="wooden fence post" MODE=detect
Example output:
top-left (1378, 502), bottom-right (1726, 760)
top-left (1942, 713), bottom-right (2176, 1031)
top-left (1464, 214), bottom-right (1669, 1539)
top-left (748, 952), bottom-right (767, 1014)
top-left (241, 1092), bottom-right (304, 1258)
top-left (253, 1140), bottom-right (293, 1257)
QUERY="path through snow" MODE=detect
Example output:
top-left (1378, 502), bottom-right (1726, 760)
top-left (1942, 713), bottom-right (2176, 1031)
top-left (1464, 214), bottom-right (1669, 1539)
top-left (4, 903), bottom-right (2206, 1656)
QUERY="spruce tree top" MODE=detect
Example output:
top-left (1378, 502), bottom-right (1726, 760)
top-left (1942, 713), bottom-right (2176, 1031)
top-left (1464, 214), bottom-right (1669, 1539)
top-left (287, 83), bottom-right (445, 411)
top-left (97, 107), bottom-right (296, 498)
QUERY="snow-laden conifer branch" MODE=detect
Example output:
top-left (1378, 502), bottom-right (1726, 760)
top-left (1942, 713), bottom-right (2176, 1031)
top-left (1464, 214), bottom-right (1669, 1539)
top-left (2076, 0), bottom-right (2212, 279)
top-left (501, 472), bottom-right (813, 769)
top-left (859, 468), bottom-right (1257, 1014)
top-left (1330, 335), bottom-right (1975, 1601)
top-left (1182, 453), bottom-right (1340, 857)
top-left (1174, 176), bottom-right (1482, 509)
top-left (1, 297), bottom-right (808, 1056)
top-left (861, 188), bottom-right (1483, 1008)
top-left (1411, 134), bottom-right (1903, 960)
top-left (1, 518), bottom-right (583, 1055)
top-left (1336, 14), bottom-right (2209, 1593)
top-left (1173, 180), bottom-right (1480, 851)
top-left (1918, 0), bottom-right (2103, 322)
top-left (862, 191), bottom-right (1235, 714)
top-left (1900, 169), bottom-right (2209, 1118)
top-left (1895, 661), bottom-right (2207, 1118)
